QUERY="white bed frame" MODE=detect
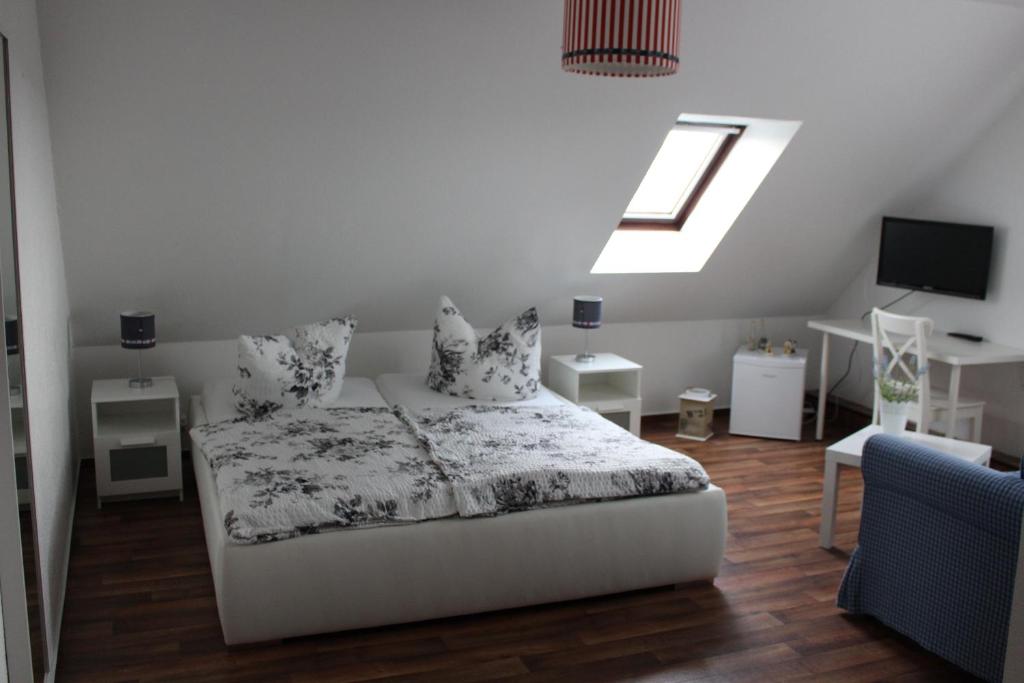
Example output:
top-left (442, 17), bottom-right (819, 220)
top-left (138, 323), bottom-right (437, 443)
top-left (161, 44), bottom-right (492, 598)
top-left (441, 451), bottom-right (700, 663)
top-left (189, 396), bottom-right (728, 645)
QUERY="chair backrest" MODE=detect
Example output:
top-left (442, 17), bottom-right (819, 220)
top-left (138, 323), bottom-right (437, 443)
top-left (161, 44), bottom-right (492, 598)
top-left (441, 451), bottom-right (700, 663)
top-left (871, 308), bottom-right (933, 433)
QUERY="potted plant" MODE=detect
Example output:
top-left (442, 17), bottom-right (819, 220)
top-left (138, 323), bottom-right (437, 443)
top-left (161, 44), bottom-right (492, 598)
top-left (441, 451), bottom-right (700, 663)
top-left (875, 371), bottom-right (919, 434)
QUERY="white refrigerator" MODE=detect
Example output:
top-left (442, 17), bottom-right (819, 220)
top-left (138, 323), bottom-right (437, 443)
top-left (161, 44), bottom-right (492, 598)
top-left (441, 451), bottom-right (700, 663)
top-left (729, 346), bottom-right (808, 441)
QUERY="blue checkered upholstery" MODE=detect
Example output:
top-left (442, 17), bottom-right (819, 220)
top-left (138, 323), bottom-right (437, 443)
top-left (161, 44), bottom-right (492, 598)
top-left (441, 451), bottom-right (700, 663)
top-left (837, 435), bottom-right (1024, 682)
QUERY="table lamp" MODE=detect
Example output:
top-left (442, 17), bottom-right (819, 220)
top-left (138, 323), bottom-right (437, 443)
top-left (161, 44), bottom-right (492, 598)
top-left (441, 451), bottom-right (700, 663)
top-left (572, 296), bottom-right (602, 363)
top-left (120, 311), bottom-right (155, 389)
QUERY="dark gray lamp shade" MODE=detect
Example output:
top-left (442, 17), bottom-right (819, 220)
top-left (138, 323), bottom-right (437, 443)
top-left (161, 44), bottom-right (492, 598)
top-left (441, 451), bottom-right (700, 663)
top-left (572, 296), bottom-right (603, 329)
top-left (120, 311), bottom-right (156, 349)
top-left (5, 316), bottom-right (16, 355)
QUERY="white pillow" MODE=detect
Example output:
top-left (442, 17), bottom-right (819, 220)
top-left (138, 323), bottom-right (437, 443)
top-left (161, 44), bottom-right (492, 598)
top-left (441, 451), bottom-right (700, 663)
top-left (427, 296), bottom-right (541, 401)
top-left (233, 317), bottom-right (357, 417)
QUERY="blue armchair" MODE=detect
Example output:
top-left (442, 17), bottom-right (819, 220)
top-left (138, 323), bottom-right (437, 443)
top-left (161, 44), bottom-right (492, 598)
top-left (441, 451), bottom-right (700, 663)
top-left (837, 435), bottom-right (1024, 683)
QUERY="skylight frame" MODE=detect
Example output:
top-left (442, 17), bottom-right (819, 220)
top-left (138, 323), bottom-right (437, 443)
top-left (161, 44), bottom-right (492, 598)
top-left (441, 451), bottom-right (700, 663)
top-left (618, 121), bottom-right (746, 232)
top-left (591, 115), bottom-right (802, 274)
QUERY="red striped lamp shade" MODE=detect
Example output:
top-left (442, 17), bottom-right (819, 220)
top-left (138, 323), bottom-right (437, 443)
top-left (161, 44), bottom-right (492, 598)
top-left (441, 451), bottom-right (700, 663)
top-left (562, 0), bottom-right (680, 77)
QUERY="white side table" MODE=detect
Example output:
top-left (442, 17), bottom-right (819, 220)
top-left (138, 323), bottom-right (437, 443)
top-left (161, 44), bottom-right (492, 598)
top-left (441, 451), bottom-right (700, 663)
top-left (548, 353), bottom-right (642, 435)
top-left (91, 377), bottom-right (182, 508)
top-left (819, 425), bottom-right (992, 549)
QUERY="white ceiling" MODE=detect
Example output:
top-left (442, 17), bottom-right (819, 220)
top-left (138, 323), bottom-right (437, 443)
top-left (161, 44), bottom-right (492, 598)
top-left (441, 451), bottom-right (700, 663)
top-left (37, 0), bottom-right (1024, 345)
top-left (966, 0), bottom-right (1024, 8)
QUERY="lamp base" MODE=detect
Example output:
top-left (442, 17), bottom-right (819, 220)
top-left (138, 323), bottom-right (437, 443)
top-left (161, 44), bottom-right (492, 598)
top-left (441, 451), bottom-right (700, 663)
top-left (574, 352), bottom-right (597, 363)
top-left (129, 377), bottom-right (153, 389)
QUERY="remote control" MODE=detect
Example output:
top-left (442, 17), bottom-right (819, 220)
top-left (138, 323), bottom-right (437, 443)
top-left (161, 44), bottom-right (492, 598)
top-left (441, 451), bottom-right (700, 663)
top-left (948, 332), bottom-right (983, 343)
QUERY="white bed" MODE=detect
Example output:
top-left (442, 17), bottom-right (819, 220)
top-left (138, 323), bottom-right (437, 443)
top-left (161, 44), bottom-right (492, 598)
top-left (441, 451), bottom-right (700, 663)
top-left (191, 375), bottom-right (727, 645)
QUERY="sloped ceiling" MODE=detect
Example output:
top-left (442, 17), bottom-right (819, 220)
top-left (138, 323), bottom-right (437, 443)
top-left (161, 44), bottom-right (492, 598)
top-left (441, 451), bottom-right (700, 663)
top-left (969, 0), bottom-right (1024, 8)
top-left (37, 0), bottom-right (1024, 345)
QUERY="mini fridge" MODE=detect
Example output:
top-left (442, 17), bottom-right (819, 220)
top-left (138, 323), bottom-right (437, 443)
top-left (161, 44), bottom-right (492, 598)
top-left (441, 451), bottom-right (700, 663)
top-left (729, 346), bottom-right (808, 441)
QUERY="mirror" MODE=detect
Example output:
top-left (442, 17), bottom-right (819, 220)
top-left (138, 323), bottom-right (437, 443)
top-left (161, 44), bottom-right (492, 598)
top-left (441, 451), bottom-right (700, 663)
top-left (0, 33), bottom-right (47, 681)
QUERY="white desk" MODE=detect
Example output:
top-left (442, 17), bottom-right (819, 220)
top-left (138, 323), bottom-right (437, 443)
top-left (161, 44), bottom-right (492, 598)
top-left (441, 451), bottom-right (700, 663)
top-left (809, 318), bottom-right (1024, 441)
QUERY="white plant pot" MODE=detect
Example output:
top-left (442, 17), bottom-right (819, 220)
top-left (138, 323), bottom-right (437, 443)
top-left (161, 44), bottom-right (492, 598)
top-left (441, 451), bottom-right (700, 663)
top-left (880, 400), bottom-right (909, 435)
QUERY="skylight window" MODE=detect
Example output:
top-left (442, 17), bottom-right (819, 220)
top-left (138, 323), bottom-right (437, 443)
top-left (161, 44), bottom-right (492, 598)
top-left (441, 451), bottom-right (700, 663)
top-left (591, 114), bottom-right (801, 273)
top-left (621, 123), bottom-right (743, 229)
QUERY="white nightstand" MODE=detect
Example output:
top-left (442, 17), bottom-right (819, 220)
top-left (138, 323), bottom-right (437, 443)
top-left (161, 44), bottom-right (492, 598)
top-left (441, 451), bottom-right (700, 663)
top-left (548, 353), bottom-right (642, 435)
top-left (91, 377), bottom-right (182, 508)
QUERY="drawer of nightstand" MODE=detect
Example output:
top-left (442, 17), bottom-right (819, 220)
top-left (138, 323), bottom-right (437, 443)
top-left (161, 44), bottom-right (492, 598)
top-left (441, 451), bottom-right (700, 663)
top-left (94, 430), bottom-right (181, 496)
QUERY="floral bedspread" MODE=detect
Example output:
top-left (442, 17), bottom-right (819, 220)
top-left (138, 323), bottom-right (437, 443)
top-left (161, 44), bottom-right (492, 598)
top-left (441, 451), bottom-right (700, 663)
top-left (191, 407), bottom-right (454, 544)
top-left (193, 404), bottom-right (711, 544)
top-left (396, 405), bottom-right (709, 517)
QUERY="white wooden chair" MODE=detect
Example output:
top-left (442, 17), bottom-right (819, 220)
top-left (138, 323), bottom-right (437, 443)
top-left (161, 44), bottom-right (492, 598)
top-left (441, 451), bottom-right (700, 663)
top-left (819, 309), bottom-right (991, 551)
top-left (871, 308), bottom-right (985, 442)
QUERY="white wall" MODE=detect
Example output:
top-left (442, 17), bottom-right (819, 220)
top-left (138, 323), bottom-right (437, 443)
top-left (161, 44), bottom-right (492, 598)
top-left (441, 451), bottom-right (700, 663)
top-left (73, 315), bottom-right (815, 455)
top-left (36, 0), bottom-right (1024, 348)
top-left (1, 0), bottom-right (72, 675)
top-left (827, 86), bottom-right (1024, 458)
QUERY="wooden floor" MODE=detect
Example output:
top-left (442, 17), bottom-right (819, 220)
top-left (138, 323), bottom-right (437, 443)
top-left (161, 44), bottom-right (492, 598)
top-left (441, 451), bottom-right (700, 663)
top-left (57, 410), bottom-right (982, 682)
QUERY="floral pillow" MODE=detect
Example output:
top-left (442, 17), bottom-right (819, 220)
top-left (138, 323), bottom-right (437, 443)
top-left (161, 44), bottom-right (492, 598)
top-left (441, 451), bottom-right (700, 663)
top-left (233, 317), bottom-right (357, 418)
top-left (427, 296), bottom-right (540, 401)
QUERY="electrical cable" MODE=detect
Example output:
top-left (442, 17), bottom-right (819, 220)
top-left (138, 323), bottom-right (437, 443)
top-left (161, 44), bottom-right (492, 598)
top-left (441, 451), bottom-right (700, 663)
top-left (825, 289), bottom-right (915, 421)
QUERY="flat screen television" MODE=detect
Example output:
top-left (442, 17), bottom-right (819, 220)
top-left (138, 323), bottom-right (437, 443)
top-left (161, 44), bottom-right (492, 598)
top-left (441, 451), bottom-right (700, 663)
top-left (877, 216), bottom-right (994, 300)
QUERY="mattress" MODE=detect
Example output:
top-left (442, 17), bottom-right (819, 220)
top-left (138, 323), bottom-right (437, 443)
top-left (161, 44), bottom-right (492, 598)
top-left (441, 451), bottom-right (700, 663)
top-left (201, 376), bottom-right (388, 423)
top-left (375, 372), bottom-right (566, 410)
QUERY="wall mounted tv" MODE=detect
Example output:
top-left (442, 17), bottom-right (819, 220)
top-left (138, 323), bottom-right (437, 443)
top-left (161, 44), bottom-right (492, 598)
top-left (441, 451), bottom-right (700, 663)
top-left (877, 216), bottom-right (994, 300)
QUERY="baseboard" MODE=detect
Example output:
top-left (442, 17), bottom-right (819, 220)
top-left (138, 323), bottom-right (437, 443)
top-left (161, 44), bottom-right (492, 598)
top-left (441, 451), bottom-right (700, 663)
top-left (641, 406), bottom-right (731, 420)
top-left (642, 394), bottom-right (837, 422)
top-left (806, 389), bottom-right (872, 417)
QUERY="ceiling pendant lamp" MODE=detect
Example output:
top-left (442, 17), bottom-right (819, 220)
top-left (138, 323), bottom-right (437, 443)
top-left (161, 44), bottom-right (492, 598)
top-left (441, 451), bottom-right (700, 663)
top-left (562, 0), bottom-right (681, 77)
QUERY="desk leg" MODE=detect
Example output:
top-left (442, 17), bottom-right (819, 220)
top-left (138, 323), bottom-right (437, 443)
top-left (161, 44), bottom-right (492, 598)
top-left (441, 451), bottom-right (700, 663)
top-left (946, 365), bottom-right (961, 440)
top-left (819, 455), bottom-right (840, 549)
top-left (816, 333), bottom-right (830, 440)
